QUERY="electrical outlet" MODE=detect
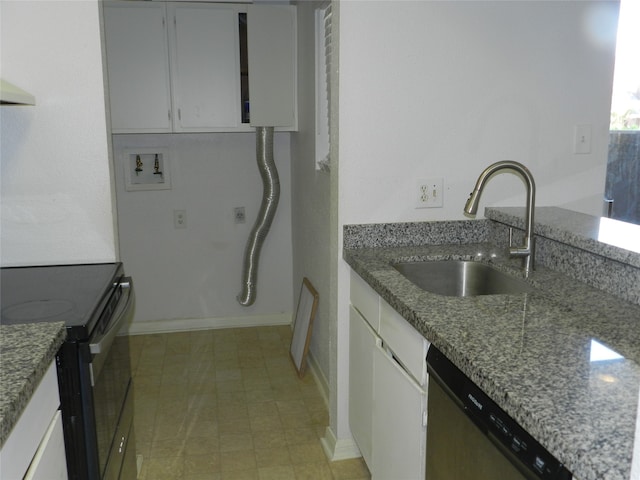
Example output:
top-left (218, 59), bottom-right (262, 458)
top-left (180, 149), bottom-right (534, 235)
top-left (416, 178), bottom-right (444, 208)
top-left (173, 209), bottom-right (187, 228)
top-left (234, 207), bottom-right (246, 224)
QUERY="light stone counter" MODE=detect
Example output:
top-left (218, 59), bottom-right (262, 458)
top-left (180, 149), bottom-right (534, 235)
top-left (344, 207), bottom-right (640, 480)
top-left (0, 322), bottom-right (66, 448)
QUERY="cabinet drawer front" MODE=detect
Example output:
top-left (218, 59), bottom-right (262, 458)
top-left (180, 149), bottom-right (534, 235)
top-left (350, 271), bottom-right (380, 331)
top-left (379, 299), bottom-right (429, 385)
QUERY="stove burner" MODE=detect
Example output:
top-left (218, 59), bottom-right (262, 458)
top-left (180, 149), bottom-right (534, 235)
top-left (2, 299), bottom-right (77, 324)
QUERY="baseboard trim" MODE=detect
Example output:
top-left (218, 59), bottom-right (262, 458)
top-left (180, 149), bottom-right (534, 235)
top-left (321, 426), bottom-right (362, 462)
top-left (306, 352), bottom-right (330, 410)
top-left (125, 313), bottom-right (292, 335)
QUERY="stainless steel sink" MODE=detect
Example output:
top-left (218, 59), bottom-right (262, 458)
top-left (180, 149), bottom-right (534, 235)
top-left (392, 260), bottom-right (532, 297)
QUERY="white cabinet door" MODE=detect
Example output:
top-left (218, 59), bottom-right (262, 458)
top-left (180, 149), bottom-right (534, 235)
top-left (372, 343), bottom-right (427, 480)
top-left (24, 410), bottom-right (67, 480)
top-left (0, 362), bottom-right (65, 480)
top-left (349, 305), bottom-right (378, 467)
top-left (247, 4), bottom-right (297, 129)
top-left (103, 2), bottom-right (172, 133)
top-left (169, 3), bottom-right (242, 131)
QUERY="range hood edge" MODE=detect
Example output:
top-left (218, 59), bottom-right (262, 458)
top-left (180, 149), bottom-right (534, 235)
top-left (1, 79), bottom-right (36, 106)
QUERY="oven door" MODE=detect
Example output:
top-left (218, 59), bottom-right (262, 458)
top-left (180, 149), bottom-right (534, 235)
top-left (90, 278), bottom-right (137, 480)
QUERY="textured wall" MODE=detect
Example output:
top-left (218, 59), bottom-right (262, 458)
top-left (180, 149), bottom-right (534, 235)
top-left (0, 1), bottom-right (117, 266)
top-left (290, 0), bottom-right (333, 392)
top-left (113, 132), bottom-right (293, 327)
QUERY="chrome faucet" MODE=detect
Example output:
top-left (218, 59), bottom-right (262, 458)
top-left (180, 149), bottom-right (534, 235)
top-left (464, 161), bottom-right (536, 276)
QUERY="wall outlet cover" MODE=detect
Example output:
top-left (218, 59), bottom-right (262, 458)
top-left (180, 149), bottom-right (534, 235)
top-left (415, 178), bottom-right (444, 208)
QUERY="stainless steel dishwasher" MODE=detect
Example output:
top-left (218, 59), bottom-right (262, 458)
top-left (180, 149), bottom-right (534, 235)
top-left (426, 347), bottom-right (572, 480)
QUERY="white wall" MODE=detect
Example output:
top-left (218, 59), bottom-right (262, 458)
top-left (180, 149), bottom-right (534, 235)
top-left (0, 0), bottom-right (117, 266)
top-left (339, 1), bottom-right (617, 226)
top-left (331, 0), bottom-right (619, 453)
top-left (291, 1), bottom-right (333, 396)
top-left (113, 132), bottom-right (293, 331)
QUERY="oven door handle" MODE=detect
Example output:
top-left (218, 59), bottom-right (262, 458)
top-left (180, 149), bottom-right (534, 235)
top-left (90, 277), bottom-right (134, 356)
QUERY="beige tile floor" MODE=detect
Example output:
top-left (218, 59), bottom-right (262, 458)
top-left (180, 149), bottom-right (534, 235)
top-left (130, 325), bottom-right (370, 480)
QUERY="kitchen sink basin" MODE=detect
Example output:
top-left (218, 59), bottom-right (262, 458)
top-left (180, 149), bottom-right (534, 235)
top-left (392, 260), bottom-right (532, 297)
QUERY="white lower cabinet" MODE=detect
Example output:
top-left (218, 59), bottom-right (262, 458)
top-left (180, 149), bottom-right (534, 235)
top-left (349, 271), bottom-right (429, 480)
top-left (0, 361), bottom-right (67, 480)
top-left (372, 343), bottom-right (427, 479)
top-left (24, 410), bottom-right (67, 480)
top-left (349, 305), bottom-right (377, 467)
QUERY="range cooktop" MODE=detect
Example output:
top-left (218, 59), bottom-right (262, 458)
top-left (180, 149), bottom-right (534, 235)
top-left (1, 263), bottom-right (123, 334)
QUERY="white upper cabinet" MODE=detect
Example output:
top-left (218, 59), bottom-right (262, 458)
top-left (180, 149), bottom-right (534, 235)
top-left (103, 2), bottom-right (173, 133)
top-left (169, 3), bottom-right (242, 131)
top-left (102, 1), bottom-right (297, 133)
top-left (247, 4), bottom-right (297, 129)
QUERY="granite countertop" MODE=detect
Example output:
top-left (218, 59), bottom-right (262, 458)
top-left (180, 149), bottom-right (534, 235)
top-left (344, 211), bottom-right (640, 480)
top-left (0, 322), bottom-right (66, 448)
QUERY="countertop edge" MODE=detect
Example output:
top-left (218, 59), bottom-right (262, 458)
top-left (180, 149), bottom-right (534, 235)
top-left (0, 322), bottom-right (66, 448)
top-left (487, 206), bottom-right (640, 268)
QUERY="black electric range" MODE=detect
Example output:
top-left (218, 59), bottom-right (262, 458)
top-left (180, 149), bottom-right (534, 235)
top-left (0, 263), bottom-right (138, 480)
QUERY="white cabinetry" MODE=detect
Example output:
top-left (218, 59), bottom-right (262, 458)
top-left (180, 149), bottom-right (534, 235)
top-left (372, 337), bottom-right (427, 479)
top-left (349, 271), bottom-right (429, 480)
top-left (24, 410), bottom-right (67, 480)
top-left (169, 3), bottom-right (242, 131)
top-left (103, 2), bottom-right (172, 133)
top-left (103, 1), bottom-right (297, 133)
top-left (0, 362), bottom-right (67, 480)
top-left (247, 4), bottom-right (297, 128)
top-left (349, 305), bottom-right (377, 467)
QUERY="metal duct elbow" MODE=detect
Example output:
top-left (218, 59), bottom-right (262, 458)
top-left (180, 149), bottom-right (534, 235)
top-left (238, 127), bottom-right (280, 306)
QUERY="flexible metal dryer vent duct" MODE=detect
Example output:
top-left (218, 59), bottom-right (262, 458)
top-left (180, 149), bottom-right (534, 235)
top-left (238, 127), bottom-right (280, 306)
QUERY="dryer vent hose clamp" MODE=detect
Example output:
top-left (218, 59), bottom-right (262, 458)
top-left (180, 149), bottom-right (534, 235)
top-left (238, 127), bottom-right (280, 306)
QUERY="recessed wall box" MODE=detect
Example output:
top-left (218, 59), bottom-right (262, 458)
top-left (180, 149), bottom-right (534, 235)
top-left (124, 148), bottom-right (171, 191)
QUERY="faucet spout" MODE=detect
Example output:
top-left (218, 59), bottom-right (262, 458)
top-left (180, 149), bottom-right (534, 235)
top-left (464, 161), bottom-right (536, 276)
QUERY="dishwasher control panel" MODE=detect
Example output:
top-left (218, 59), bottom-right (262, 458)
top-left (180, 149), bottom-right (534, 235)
top-left (427, 347), bottom-right (572, 480)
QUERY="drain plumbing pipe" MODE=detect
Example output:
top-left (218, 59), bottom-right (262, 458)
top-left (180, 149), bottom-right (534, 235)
top-left (238, 127), bottom-right (280, 306)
